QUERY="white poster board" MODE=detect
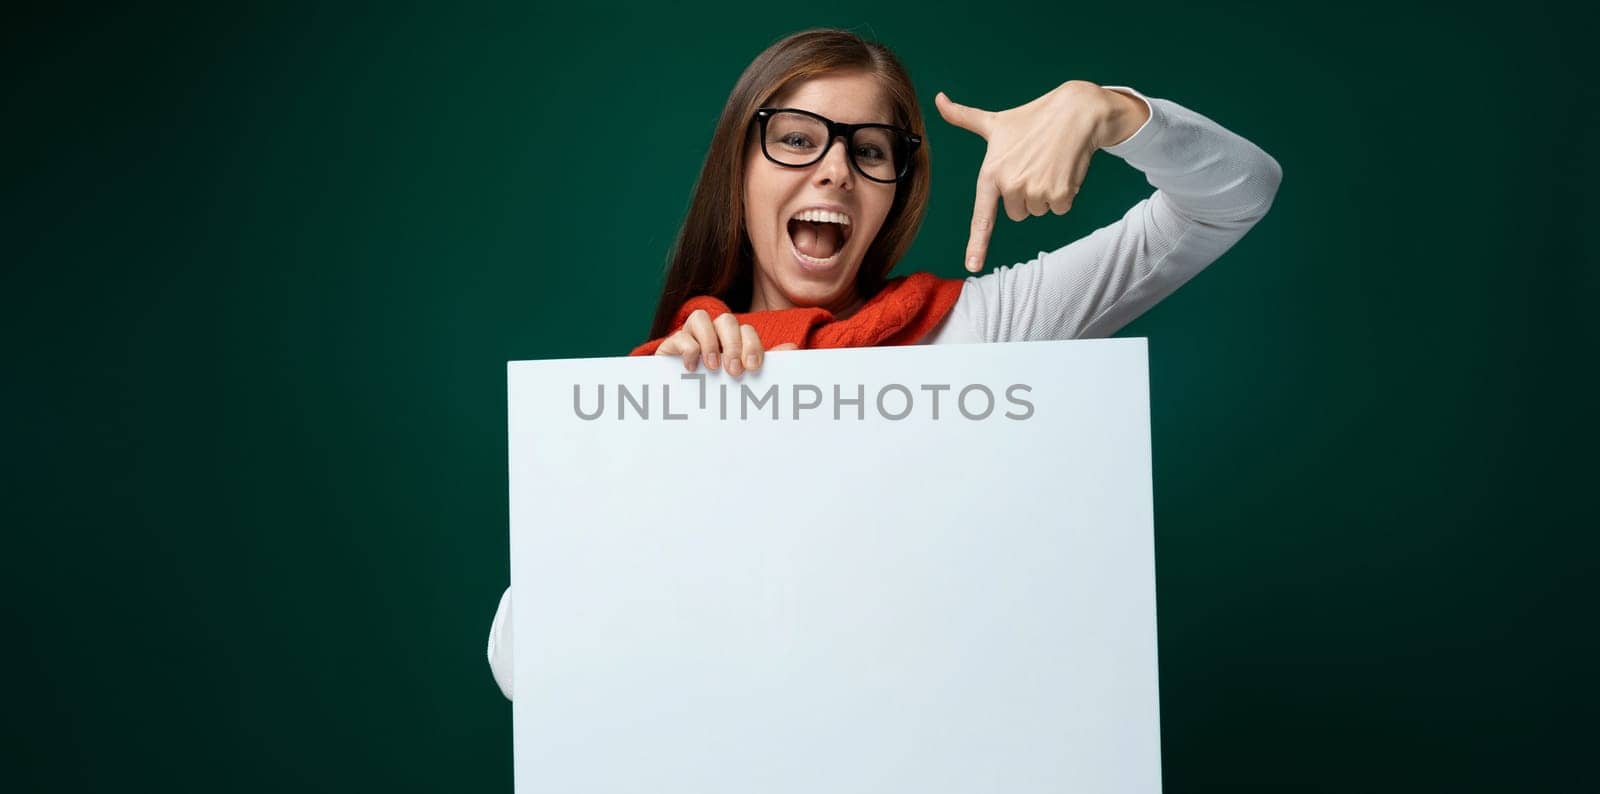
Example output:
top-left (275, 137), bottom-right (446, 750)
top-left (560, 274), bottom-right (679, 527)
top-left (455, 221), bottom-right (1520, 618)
top-left (508, 338), bottom-right (1161, 793)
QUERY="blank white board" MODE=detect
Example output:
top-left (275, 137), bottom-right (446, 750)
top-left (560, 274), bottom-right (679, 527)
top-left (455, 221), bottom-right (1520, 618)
top-left (508, 337), bottom-right (1160, 793)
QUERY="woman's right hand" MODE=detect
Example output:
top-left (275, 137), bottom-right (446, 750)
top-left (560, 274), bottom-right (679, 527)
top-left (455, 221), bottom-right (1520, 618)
top-left (655, 309), bottom-right (798, 375)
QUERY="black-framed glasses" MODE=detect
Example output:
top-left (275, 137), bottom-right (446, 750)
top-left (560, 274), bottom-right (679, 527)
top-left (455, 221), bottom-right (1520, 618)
top-left (753, 107), bottom-right (921, 184)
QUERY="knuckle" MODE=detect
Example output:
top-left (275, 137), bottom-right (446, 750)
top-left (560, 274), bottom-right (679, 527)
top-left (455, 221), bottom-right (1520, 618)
top-left (1058, 80), bottom-right (1097, 99)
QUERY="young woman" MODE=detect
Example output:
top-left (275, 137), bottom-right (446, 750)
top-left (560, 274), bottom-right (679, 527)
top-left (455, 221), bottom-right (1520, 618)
top-left (488, 28), bottom-right (1281, 699)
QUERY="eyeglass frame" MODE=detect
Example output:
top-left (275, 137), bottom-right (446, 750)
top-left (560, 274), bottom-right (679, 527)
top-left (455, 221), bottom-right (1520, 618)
top-left (751, 106), bottom-right (922, 184)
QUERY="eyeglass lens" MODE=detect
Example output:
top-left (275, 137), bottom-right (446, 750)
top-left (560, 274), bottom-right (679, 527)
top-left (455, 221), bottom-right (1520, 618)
top-left (764, 111), bottom-right (903, 181)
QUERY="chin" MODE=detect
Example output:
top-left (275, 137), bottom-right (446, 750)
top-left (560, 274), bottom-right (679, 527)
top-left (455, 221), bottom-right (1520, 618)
top-left (780, 258), bottom-right (858, 307)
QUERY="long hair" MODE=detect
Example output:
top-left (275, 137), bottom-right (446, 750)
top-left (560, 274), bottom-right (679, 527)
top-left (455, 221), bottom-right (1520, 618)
top-left (645, 28), bottom-right (931, 341)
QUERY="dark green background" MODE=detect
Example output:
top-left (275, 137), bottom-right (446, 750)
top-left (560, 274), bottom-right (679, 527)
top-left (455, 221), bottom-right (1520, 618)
top-left (5, 1), bottom-right (1592, 790)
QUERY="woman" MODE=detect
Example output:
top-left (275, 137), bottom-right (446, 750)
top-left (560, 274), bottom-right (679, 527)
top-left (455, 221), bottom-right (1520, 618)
top-left (488, 28), bottom-right (1281, 699)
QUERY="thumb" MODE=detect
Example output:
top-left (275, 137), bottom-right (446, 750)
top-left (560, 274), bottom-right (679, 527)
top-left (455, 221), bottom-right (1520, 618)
top-left (935, 91), bottom-right (992, 139)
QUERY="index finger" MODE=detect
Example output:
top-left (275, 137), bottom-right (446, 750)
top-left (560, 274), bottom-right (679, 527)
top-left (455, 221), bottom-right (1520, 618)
top-left (656, 329), bottom-right (700, 372)
top-left (966, 172), bottom-right (1000, 272)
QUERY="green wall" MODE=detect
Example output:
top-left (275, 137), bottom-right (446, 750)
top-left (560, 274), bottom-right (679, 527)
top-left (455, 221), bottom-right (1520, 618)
top-left (5, 1), bottom-right (1590, 790)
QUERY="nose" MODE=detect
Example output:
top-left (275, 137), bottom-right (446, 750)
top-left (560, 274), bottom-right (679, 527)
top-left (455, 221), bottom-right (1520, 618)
top-left (814, 134), bottom-right (854, 189)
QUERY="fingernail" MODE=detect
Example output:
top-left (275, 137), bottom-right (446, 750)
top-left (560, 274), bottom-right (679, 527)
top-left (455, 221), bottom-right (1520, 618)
top-left (745, 354), bottom-right (759, 370)
top-left (706, 352), bottom-right (718, 370)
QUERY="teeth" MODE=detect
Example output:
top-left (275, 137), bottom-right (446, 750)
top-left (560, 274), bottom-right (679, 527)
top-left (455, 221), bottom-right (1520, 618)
top-left (794, 248), bottom-right (835, 265)
top-left (792, 208), bottom-right (851, 226)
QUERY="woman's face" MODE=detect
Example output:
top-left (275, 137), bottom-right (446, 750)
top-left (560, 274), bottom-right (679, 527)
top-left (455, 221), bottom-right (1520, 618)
top-left (743, 71), bottom-right (898, 317)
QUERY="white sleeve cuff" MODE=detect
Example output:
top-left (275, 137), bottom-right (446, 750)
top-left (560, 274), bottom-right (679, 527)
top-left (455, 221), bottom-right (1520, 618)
top-left (487, 587), bottom-right (514, 700)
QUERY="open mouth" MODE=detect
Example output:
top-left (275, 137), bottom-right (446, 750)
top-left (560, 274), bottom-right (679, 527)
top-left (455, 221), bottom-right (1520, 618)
top-left (786, 208), bottom-right (853, 268)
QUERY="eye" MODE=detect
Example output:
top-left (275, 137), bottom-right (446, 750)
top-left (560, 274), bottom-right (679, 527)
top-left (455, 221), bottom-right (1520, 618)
top-left (856, 144), bottom-right (886, 162)
top-left (780, 133), bottom-right (815, 149)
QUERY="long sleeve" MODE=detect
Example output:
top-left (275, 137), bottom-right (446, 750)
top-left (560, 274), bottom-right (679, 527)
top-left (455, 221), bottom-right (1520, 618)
top-left (487, 587), bottom-right (514, 700)
top-left (922, 86), bottom-right (1282, 344)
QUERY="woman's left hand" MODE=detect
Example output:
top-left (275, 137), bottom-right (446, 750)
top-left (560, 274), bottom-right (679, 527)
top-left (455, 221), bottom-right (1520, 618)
top-left (935, 80), bottom-right (1150, 273)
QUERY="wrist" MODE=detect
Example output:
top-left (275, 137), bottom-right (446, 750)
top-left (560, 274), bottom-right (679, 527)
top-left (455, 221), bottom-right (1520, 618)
top-left (1096, 86), bottom-right (1150, 149)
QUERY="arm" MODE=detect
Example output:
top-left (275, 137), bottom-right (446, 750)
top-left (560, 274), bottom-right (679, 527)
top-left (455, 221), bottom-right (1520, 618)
top-left (487, 587), bottom-right (514, 700)
top-left (925, 86), bottom-right (1283, 343)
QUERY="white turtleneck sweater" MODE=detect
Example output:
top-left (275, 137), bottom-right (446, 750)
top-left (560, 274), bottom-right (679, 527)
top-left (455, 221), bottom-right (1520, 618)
top-left (488, 86), bottom-right (1283, 700)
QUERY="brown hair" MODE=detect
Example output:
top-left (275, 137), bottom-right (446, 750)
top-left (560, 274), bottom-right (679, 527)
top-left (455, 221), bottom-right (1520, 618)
top-left (645, 28), bottom-right (931, 340)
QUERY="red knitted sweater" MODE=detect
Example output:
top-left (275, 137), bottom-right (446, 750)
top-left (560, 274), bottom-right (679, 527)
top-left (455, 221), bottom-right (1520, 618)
top-left (629, 272), bottom-right (966, 355)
